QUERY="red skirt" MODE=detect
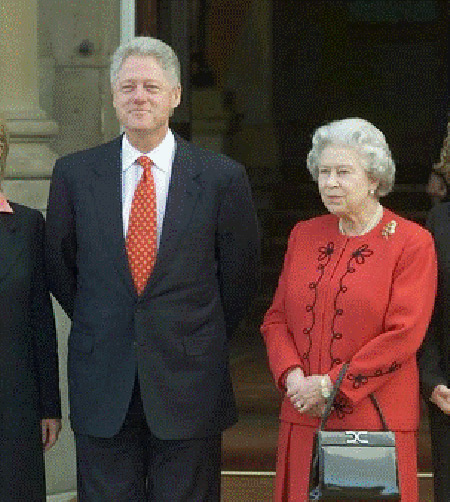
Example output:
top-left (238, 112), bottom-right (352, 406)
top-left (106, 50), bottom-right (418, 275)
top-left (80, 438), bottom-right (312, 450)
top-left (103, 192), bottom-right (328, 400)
top-left (274, 422), bottom-right (418, 502)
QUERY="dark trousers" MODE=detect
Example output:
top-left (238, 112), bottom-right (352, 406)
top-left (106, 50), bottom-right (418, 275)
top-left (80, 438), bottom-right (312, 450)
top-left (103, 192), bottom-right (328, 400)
top-left (75, 379), bottom-right (222, 501)
top-left (428, 403), bottom-right (450, 502)
top-left (0, 434), bottom-right (45, 502)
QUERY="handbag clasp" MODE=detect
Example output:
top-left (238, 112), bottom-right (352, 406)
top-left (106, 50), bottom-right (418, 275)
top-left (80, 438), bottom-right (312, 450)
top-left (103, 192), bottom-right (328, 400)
top-left (345, 431), bottom-right (369, 444)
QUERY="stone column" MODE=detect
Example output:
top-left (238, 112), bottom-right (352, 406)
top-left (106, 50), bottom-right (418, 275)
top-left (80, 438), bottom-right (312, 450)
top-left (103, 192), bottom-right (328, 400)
top-left (0, 0), bottom-right (58, 207)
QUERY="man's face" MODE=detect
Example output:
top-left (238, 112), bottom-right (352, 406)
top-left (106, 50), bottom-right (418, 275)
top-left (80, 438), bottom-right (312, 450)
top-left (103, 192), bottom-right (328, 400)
top-left (112, 55), bottom-right (181, 138)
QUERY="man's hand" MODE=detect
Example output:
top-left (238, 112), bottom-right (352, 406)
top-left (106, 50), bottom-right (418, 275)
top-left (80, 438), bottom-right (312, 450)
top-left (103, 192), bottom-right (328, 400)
top-left (430, 385), bottom-right (450, 415)
top-left (41, 418), bottom-right (62, 452)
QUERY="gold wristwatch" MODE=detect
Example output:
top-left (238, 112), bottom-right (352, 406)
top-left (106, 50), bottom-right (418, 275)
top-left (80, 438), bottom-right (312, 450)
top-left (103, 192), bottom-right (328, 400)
top-left (320, 376), bottom-right (331, 399)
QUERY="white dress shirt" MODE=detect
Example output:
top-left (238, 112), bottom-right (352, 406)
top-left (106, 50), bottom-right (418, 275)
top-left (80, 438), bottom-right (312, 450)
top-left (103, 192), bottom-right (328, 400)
top-left (121, 130), bottom-right (175, 248)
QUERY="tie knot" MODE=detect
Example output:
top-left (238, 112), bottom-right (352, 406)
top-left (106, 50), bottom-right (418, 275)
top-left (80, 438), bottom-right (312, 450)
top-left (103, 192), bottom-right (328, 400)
top-left (137, 155), bottom-right (153, 171)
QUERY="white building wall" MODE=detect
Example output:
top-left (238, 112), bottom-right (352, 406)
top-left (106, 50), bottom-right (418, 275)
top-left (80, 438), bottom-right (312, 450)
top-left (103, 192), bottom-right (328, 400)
top-left (38, 0), bottom-right (121, 157)
top-left (36, 0), bottom-right (122, 495)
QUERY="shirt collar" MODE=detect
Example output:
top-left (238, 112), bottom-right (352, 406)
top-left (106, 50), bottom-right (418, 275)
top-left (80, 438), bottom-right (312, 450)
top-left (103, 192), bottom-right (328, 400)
top-left (121, 130), bottom-right (175, 173)
top-left (0, 193), bottom-right (13, 213)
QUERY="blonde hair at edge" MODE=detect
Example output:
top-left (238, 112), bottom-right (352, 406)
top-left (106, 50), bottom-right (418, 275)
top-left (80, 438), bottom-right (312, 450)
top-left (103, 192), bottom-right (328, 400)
top-left (0, 116), bottom-right (10, 189)
top-left (307, 117), bottom-right (396, 198)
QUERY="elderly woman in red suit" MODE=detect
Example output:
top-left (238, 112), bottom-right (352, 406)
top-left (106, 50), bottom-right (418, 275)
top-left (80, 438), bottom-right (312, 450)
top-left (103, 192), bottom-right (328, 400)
top-left (261, 118), bottom-right (437, 501)
top-left (0, 118), bottom-right (61, 501)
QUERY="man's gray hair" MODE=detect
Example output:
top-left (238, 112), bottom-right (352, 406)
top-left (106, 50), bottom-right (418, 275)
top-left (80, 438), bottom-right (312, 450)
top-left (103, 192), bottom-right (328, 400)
top-left (110, 36), bottom-right (181, 88)
top-left (306, 117), bottom-right (395, 197)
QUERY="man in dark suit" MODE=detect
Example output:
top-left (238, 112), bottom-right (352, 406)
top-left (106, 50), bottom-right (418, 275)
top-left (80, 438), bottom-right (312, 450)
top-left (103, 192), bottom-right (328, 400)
top-left (45, 36), bottom-right (260, 501)
top-left (419, 200), bottom-right (450, 502)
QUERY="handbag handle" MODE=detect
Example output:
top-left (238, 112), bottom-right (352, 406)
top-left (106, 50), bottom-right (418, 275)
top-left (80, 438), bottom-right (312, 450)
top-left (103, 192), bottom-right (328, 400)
top-left (319, 363), bottom-right (390, 431)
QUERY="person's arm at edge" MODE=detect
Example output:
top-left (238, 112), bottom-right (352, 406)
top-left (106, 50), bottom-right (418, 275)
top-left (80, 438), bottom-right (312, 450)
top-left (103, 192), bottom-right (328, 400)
top-left (30, 210), bottom-right (62, 450)
top-left (261, 224), bottom-right (307, 390)
top-left (45, 160), bottom-right (77, 319)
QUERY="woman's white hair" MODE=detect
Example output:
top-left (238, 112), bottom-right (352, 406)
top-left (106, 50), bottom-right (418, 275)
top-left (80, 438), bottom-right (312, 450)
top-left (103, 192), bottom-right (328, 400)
top-left (110, 36), bottom-right (181, 88)
top-left (306, 118), bottom-right (395, 197)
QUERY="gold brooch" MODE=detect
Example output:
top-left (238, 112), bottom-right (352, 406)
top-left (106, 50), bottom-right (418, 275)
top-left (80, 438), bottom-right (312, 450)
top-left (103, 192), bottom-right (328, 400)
top-left (382, 220), bottom-right (397, 239)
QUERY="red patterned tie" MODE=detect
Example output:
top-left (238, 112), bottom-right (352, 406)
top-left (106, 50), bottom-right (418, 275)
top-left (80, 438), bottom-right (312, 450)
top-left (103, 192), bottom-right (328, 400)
top-left (126, 156), bottom-right (157, 295)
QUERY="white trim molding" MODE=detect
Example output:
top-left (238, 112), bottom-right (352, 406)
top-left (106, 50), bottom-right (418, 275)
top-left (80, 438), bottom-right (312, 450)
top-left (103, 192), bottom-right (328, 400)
top-left (120, 0), bottom-right (135, 44)
top-left (47, 492), bottom-right (77, 502)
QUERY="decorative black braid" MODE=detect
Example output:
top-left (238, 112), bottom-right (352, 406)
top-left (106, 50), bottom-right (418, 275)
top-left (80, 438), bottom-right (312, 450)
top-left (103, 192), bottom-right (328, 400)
top-left (347, 361), bottom-right (402, 389)
top-left (333, 392), bottom-right (354, 419)
top-left (330, 244), bottom-right (374, 368)
top-left (302, 242), bottom-right (334, 374)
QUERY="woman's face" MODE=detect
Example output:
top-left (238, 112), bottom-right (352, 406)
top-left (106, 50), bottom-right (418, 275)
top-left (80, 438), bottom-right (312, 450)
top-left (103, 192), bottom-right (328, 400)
top-left (317, 145), bottom-right (378, 218)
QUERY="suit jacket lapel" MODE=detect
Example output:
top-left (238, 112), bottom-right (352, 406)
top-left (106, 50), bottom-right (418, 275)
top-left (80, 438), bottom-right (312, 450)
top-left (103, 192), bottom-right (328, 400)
top-left (0, 211), bottom-right (26, 283)
top-left (91, 136), bottom-right (137, 298)
top-left (141, 136), bottom-right (202, 294)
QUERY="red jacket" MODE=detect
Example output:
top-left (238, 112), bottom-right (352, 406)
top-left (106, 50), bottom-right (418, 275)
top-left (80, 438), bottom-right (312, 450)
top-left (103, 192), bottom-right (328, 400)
top-left (262, 209), bottom-right (437, 431)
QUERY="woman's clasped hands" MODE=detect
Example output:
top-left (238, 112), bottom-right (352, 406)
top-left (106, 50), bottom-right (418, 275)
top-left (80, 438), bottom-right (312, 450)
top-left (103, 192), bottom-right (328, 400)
top-left (285, 368), bottom-right (332, 418)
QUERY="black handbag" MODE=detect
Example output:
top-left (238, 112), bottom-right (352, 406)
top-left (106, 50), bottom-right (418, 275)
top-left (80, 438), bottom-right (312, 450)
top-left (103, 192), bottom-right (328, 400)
top-left (309, 364), bottom-right (400, 500)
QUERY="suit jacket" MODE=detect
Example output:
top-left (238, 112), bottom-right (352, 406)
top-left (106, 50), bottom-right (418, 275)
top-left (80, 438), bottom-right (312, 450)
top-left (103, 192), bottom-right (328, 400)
top-left (419, 201), bottom-right (450, 400)
top-left (45, 134), bottom-right (260, 439)
top-left (0, 203), bottom-right (61, 435)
